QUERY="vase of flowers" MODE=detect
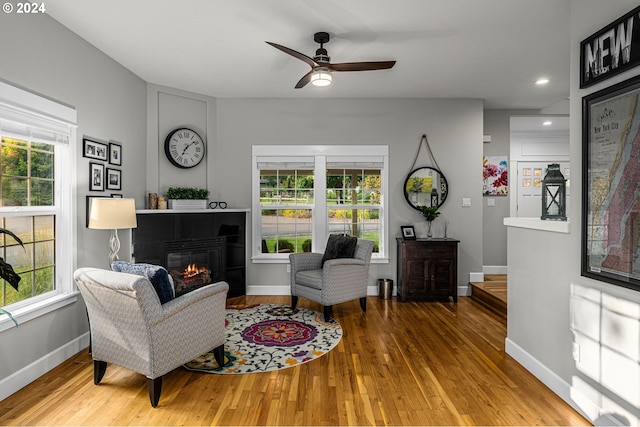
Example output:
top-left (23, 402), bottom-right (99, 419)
top-left (418, 206), bottom-right (440, 238)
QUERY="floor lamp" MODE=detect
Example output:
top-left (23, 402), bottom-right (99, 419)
top-left (88, 198), bottom-right (137, 267)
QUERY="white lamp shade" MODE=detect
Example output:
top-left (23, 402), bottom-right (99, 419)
top-left (89, 198), bottom-right (137, 229)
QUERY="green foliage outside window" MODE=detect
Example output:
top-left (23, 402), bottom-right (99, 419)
top-left (0, 137), bottom-right (56, 309)
top-left (1, 138), bottom-right (54, 207)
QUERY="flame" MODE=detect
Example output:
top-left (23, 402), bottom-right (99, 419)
top-left (182, 263), bottom-right (208, 279)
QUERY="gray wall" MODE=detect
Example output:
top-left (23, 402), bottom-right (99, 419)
top-left (483, 110), bottom-right (518, 268)
top-left (506, 1), bottom-right (640, 425)
top-left (0, 14), bottom-right (146, 383)
top-left (147, 92), bottom-right (485, 290)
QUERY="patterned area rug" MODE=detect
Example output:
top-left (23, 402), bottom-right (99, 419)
top-left (183, 304), bottom-right (342, 374)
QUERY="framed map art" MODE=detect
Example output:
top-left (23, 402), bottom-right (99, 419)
top-left (582, 74), bottom-right (640, 292)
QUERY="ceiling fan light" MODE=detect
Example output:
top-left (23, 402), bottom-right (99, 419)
top-left (311, 68), bottom-right (332, 87)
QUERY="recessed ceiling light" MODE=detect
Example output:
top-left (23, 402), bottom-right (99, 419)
top-left (543, 121), bottom-right (552, 126)
top-left (536, 78), bottom-right (550, 85)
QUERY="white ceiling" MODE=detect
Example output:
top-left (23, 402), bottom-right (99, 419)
top-left (46, 0), bottom-right (570, 110)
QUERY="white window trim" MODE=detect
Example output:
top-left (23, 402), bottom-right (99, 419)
top-left (0, 81), bottom-right (77, 332)
top-left (251, 145), bottom-right (389, 264)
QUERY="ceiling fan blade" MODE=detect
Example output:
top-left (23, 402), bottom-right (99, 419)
top-left (265, 42), bottom-right (319, 68)
top-left (295, 70), bottom-right (313, 89)
top-left (327, 61), bottom-right (396, 72)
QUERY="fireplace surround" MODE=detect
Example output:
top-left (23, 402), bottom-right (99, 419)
top-left (131, 210), bottom-right (247, 298)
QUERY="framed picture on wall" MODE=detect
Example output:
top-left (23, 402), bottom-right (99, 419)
top-left (109, 141), bottom-right (122, 166)
top-left (106, 168), bottom-right (121, 191)
top-left (582, 74), bottom-right (640, 292)
top-left (83, 138), bottom-right (108, 161)
top-left (89, 162), bottom-right (104, 191)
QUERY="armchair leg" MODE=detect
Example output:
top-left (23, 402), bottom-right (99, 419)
top-left (213, 344), bottom-right (225, 367)
top-left (323, 305), bottom-right (332, 322)
top-left (360, 297), bottom-right (367, 313)
top-left (93, 360), bottom-right (107, 385)
top-left (291, 295), bottom-right (298, 309)
top-left (148, 377), bottom-right (162, 408)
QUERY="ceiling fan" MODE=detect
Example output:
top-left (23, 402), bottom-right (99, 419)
top-left (266, 31), bottom-right (396, 88)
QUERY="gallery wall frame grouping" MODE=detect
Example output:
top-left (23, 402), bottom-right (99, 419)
top-left (83, 136), bottom-right (123, 193)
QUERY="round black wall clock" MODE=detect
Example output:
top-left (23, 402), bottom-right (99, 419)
top-left (164, 127), bottom-right (205, 169)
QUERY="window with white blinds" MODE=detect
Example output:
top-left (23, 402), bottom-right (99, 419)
top-left (0, 81), bottom-right (76, 318)
top-left (252, 146), bottom-right (388, 262)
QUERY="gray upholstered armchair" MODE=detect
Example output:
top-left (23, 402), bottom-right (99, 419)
top-left (73, 267), bottom-right (228, 407)
top-left (289, 238), bottom-right (375, 322)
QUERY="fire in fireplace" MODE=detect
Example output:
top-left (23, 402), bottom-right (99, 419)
top-left (163, 237), bottom-right (225, 296)
top-left (181, 263), bottom-right (211, 284)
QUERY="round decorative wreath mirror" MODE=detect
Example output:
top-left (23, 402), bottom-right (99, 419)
top-left (403, 166), bottom-right (449, 210)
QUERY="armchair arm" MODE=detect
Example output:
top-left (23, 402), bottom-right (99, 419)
top-left (321, 258), bottom-right (370, 304)
top-left (147, 280), bottom-right (229, 377)
top-left (322, 258), bottom-right (368, 283)
top-left (323, 258), bottom-right (366, 267)
top-left (289, 252), bottom-right (323, 273)
top-left (152, 281), bottom-right (229, 325)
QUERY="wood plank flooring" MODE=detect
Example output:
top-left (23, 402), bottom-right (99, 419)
top-left (0, 295), bottom-right (589, 426)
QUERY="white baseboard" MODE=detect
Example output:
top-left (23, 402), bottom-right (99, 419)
top-left (483, 265), bottom-right (508, 275)
top-left (469, 272), bottom-right (484, 282)
top-left (0, 332), bottom-right (90, 402)
top-left (458, 284), bottom-right (470, 296)
top-left (505, 338), bottom-right (599, 424)
top-left (246, 285), bottom-right (290, 295)
top-left (247, 285), bottom-right (388, 297)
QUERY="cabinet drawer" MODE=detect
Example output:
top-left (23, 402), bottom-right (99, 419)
top-left (402, 243), bottom-right (455, 259)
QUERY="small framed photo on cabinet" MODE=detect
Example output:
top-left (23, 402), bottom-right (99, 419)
top-left (401, 225), bottom-right (416, 240)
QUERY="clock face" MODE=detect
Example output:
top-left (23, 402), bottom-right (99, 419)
top-left (164, 128), bottom-right (205, 169)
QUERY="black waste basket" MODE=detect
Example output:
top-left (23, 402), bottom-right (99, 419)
top-left (378, 278), bottom-right (393, 300)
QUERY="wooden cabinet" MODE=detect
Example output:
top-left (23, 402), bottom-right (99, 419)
top-left (396, 238), bottom-right (459, 302)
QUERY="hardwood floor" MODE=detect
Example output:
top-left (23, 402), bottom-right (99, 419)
top-left (0, 295), bottom-right (589, 426)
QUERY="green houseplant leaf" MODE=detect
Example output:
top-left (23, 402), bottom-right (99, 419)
top-left (0, 228), bottom-right (24, 291)
top-left (418, 205), bottom-right (441, 222)
top-left (166, 187), bottom-right (210, 200)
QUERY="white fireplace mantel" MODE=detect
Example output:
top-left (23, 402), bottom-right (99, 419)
top-left (136, 208), bottom-right (250, 214)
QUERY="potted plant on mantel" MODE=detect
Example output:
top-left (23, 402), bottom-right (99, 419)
top-left (0, 227), bottom-right (24, 327)
top-left (166, 187), bottom-right (210, 210)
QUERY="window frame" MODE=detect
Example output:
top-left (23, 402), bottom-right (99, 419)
top-left (251, 145), bottom-right (389, 264)
top-left (0, 81), bottom-right (77, 333)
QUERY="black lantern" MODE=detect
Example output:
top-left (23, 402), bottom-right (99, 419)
top-left (430, 188), bottom-right (439, 207)
top-left (541, 163), bottom-right (567, 221)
